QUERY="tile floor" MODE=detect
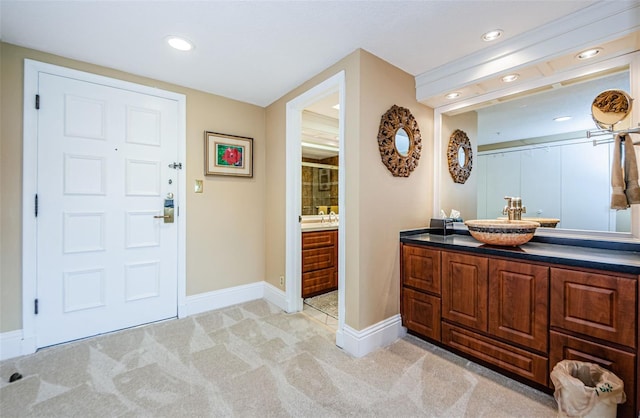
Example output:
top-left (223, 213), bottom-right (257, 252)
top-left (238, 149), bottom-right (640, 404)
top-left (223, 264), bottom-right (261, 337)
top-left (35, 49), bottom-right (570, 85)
top-left (302, 302), bottom-right (338, 331)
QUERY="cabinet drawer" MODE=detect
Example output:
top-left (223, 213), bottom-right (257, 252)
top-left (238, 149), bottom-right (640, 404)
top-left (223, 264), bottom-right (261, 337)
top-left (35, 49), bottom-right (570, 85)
top-left (302, 230), bottom-right (336, 249)
top-left (549, 331), bottom-right (635, 418)
top-left (442, 322), bottom-right (548, 386)
top-left (442, 252), bottom-right (488, 332)
top-left (402, 245), bottom-right (441, 295)
top-left (302, 268), bottom-right (336, 298)
top-left (489, 259), bottom-right (549, 353)
top-left (550, 268), bottom-right (637, 348)
top-left (302, 247), bottom-right (335, 273)
top-left (402, 287), bottom-right (441, 341)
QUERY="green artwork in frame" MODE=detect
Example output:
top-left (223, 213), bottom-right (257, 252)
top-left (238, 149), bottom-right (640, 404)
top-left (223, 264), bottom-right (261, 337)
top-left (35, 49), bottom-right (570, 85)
top-left (205, 131), bottom-right (253, 177)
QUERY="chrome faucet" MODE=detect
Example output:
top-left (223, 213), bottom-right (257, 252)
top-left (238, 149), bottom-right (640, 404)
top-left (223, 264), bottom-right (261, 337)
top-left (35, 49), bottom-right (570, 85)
top-left (329, 211), bottom-right (337, 224)
top-left (503, 196), bottom-right (526, 220)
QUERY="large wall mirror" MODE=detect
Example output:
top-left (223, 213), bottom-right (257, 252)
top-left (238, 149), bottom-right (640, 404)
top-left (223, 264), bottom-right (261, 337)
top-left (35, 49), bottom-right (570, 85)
top-left (301, 104), bottom-right (339, 216)
top-left (437, 55), bottom-right (639, 237)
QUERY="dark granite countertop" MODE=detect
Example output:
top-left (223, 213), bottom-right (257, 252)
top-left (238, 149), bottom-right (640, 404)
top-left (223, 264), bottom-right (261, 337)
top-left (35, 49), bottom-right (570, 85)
top-left (400, 229), bottom-right (640, 275)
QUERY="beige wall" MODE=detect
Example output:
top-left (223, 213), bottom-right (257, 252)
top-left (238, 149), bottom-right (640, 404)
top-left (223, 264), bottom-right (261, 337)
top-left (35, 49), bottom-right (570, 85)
top-left (441, 112), bottom-right (478, 221)
top-left (265, 49), bottom-right (433, 330)
top-left (265, 51), bottom-right (360, 326)
top-left (0, 42), bottom-right (266, 332)
top-left (356, 51), bottom-right (433, 328)
top-left (2, 41), bottom-right (435, 335)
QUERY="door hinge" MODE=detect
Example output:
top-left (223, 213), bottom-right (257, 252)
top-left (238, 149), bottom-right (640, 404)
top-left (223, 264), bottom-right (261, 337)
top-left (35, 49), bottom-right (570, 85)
top-left (34, 299), bottom-right (39, 315)
top-left (35, 94), bottom-right (40, 110)
top-left (168, 162), bottom-right (182, 170)
top-left (35, 194), bottom-right (38, 217)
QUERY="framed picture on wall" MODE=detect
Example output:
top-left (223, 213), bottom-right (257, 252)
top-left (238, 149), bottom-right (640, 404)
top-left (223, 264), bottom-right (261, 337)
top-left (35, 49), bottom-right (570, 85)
top-left (318, 168), bottom-right (330, 191)
top-left (205, 131), bottom-right (253, 177)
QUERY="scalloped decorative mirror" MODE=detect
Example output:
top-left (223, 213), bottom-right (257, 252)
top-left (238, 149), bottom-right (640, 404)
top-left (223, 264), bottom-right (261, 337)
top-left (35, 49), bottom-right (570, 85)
top-left (447, 129), bottom-right (473, 184)
top-left (377, 105), bottom-right (422, 177)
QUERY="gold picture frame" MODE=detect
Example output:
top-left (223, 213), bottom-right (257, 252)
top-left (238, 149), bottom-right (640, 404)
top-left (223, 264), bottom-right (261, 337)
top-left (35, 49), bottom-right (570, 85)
top-left (204, 131), bottom-right (253, 177)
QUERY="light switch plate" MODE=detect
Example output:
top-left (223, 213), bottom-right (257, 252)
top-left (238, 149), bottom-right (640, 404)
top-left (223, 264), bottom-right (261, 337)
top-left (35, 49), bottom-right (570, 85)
top-left (195, 179), bottom-right (203, 193)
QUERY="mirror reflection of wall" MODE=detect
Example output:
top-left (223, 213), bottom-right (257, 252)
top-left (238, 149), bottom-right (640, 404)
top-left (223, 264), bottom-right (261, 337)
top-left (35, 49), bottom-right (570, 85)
top-left (301, 101), bottom-right (339, 216)
top-left (395, 128), bottom-right (410, 156)
top-left (301, 158), bottom-right (339, 215)
top-left (443, 69), bottom-right (632, 233)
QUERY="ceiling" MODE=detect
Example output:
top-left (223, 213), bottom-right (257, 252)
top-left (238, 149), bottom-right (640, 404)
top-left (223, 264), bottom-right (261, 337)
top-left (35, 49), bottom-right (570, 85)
top-left (475, 68), bottom-right (630, 146)
top-left (0, 0), bottom-right (598, 107)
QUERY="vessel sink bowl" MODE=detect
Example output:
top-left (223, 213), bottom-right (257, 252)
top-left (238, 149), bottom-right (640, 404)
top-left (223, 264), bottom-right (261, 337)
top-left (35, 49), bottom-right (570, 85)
top-left (465, 219), bottom-right (540, 246)
top-left (498, 217), bottom-right (560, 228)
top-left (523, 218), bottom-right (560, 228)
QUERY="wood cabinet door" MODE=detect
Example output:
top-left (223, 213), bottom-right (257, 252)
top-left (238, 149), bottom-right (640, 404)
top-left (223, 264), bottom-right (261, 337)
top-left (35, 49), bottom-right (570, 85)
top-left (550, 268), bottom-right (637, 348)
top-left (402, 288), bottom-right (441, 341)
top-left (442, 252), bottom-right (488, 332)
top-left (302, 268), bottom-right (336, 298)
top-left (302, 230), bottom-right (336, 250)
top-left (489, 260), bottom-right (549, 352)
top-left (402, 245), bottom-right (441, 295)
top-left (302, 247), bottom-right (335, 273)
top-left (549, 331), bottom-right (636, 418)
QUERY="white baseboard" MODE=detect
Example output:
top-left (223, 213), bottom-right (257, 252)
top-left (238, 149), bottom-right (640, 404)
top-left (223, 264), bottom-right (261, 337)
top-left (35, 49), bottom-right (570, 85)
top-left (8, 281), bottom-right (402, 361)
top-left (184, 281), bottom-right (266, 316)
top-left (341, 314), bottom-right (406, 358)
top-left (263, 282), bottom-right (287, 311)
top-left (0, 330), bottom-right (37, 361)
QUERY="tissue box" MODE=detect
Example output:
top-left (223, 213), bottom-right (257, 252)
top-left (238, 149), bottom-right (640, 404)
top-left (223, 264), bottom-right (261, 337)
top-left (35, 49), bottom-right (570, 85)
top-left (430, 218), bottom-right (453, 235)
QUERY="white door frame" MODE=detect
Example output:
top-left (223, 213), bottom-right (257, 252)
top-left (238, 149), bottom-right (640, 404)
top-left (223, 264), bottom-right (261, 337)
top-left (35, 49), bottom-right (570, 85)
top-left (22, 59), bottom-right (187, 353)
top-left (285, 71), bottom-right (346, 347)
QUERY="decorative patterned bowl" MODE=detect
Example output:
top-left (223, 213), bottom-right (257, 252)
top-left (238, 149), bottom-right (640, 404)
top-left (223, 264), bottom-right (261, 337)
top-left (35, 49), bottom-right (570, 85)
top-left (524, 218), bottom-right (560, 228)
top-left (465, 219), bottom-right (541, 246)
top-left (497, 217), bottom-right (560, 228)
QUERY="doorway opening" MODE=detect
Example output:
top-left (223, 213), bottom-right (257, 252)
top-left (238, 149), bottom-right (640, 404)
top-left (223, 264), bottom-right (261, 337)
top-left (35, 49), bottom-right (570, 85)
top-left (285, 71), bottom-right (345, 346)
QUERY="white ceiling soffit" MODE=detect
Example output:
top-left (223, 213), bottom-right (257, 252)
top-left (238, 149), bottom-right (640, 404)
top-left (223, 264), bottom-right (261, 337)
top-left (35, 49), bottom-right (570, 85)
top-left (417, 1), bottom-right (640, 109)
top-left (1, 1), bottom-right (598, 107)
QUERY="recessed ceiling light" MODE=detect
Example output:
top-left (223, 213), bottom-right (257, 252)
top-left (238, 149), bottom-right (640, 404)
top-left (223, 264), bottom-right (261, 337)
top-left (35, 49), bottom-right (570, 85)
top-left (445, 92), bottom-right (461, 99)
top-left (166, 36), bottom-right (194, 51)
top-left (554, 116), bottom-right (572, 122)
top-left (501, 74), bottom-right (519, 83)
top-left (482, 29), bottom-right (503, 42)
top-left (576, 48), bottom-right (601, 60)
top-left (332, 104), bottom-right (340, 110)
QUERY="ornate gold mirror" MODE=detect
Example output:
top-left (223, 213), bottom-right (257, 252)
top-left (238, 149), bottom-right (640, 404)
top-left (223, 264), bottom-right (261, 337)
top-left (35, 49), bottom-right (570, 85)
top-left (591, 89), bottom-right (633, 130)
top-left (447, 129), bottom-right (473, 184)
top-left (377, 105), bottom-right (422, 177)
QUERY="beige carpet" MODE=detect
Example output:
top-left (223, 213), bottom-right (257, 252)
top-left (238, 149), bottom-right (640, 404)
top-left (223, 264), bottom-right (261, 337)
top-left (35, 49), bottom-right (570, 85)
top-left (304, 291), bottom-right (338, 319)
top-left (0, 299), bottom-right (557, 417)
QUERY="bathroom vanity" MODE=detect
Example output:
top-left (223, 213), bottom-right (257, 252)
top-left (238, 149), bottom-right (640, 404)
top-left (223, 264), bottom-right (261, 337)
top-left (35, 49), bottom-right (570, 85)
top-left (302, 227), bottom-right (338, 298)
top-left (400, 229), bottom-right (640, 418)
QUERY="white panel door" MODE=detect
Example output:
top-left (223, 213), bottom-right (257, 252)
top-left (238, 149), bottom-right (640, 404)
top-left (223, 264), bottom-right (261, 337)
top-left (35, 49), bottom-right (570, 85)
top-left (36, 73), bottom-right (179, 348)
